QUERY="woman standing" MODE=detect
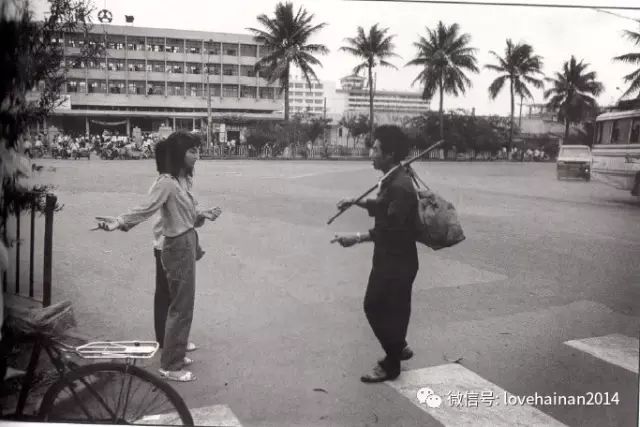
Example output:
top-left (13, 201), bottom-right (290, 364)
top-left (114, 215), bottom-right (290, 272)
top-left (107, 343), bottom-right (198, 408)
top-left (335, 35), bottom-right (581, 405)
top-left (96, 131), bottom-right (220, 382)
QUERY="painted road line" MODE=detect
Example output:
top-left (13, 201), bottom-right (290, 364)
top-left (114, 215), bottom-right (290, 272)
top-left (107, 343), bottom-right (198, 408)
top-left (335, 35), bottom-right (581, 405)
top-left (137, 404), bottom-right (242, 426)
top-left (564, 334), bottom-right (639, 374)
top-left (387, 364), bottom-right (566, 427)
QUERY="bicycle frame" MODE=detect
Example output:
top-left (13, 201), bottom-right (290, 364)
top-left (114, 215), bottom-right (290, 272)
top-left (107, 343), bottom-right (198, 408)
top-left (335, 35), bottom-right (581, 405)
top-left (12, 333), bottom-right (143, 420)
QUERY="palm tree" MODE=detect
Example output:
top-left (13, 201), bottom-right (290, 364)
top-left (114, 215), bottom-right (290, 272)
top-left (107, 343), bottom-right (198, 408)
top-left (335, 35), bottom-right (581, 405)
top-left (406, 21), bottom-right (479, 141)
top-left (247, 2), bottom-right (328, 122)
top-left (340, 24), bottom-right (399, 143)
top-left (544, 56), bottom-right (604, 143)
top-left (613, 29), bottom-right (640, 98)
top-left (485, 39), bottom-right (544, 150)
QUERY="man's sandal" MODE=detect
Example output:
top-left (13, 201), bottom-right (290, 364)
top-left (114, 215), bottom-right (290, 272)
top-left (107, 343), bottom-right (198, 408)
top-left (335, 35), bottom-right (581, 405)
top-left (183, 356), bottom-right (194, 367)
top-left (186, 342), bottom-right (198, 352)
top-left (158, 369), bottom-right (196, 382)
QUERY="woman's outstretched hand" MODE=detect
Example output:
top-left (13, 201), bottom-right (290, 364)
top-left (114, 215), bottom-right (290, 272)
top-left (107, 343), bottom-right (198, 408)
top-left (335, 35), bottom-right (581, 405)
top-left (94, 216), bottom-right (120, 231)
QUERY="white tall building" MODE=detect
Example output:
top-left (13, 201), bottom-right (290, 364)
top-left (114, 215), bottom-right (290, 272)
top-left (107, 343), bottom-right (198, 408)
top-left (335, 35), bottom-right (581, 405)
top-left (287, 77), bottom-right (334, 117)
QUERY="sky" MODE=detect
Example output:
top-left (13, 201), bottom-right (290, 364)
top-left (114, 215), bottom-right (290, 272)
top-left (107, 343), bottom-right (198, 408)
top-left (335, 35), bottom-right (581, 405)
top-left (31, 0), bottom-right (640, 116)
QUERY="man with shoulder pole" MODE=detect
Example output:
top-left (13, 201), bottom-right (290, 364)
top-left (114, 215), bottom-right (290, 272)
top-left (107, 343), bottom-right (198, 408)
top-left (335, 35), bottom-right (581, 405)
top-left (332, 125), bottom-right (419, 383)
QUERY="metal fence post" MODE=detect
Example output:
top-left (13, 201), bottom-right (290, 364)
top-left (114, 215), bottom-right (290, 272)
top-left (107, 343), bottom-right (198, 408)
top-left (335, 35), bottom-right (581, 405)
top-left (42, 193), bottom-right (56, 307)
top-left (29, 198), bottom-right (36, 297)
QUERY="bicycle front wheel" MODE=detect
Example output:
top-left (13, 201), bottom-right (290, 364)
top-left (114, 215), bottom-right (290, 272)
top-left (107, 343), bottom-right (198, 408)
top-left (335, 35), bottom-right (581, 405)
top-left (38, 362), bottom-right (193, 425)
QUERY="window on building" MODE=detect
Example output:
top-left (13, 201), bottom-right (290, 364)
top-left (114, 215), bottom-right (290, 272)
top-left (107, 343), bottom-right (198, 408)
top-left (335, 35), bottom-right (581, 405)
top-left (611, 120), bottom-right (621, 143)
top-left (186, 40), bottom-right (201, 54)
top-left (206, 41), bottom-right (220, 55)
top-left (314, 83), bottom-right (323, 89)
top-left (127, 37), bottom-right (145, 51)
top-left (240, 85), bottom-right (256, 98)
top-left (631, 119), bottom-right (640, 144)
top-left (128, 81), bottom-right (145, 95)
top-left (146, 61), bottom-right (164, 73)
top-left (167, 84), bottom-right (184, 96)
top-left (78, 81), bottom-right (86, 93)
top-left (305, 99), bottom-right (313, 103)
top-left (314, 100), bottom-right (323, 104)
top-left (128, 60), bottom-right (145, 72)
top-left (187, 63), bottom-right (201, 74)
top-left (294, 83), bottom-right (303, 88)
top-left (206, 63), bottom-right (221, 75)
top-left (88, 80), bottom-right (106, 94)
top-left (223, 84), bottom-right (238, 98)
top-left (205, 84), bottom-right (221, 97)
top-left (240, 65), bottom-right (256, 77)
top-left (259, 87), bottom-right (275, 99)
top-left (166, 62), bottom-right (183, 73)
top-left (65, 57), bottom-right (84, 69)
top-left (187, 83), bottom-right (201, 97)
top-left (165, 38), bottom-right (183, 53)
top-left (147, 37), bottom-right (164, 52)
top-left (106, 35), bottom-right (125, 50)
top-left (108, 59), bottom-right (125, 71)
top-left (64, 33), bottom-right (84, 48)
top-left (66, 80), bottom-right (79, 93)
top-left (240, 44), bottom-right (257, 57)
top-left (147, 82), bottom-right (165, 96)
top-left (108, 80), bottom-right (125, 94)
top-left (223, 64), bottom-right (237, 76)
top-left (223, 43), bottom-right (238, 56)
top-left (259, 45), bottom-right (274, 57)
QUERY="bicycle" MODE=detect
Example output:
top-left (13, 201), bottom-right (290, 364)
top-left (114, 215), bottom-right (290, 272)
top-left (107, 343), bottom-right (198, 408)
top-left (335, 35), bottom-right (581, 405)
top-left (2, 301), bottom-right (194, 425)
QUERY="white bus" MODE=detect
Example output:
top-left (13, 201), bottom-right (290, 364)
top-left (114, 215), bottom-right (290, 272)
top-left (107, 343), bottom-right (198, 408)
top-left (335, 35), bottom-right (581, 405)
top-left (591, 109), bottom-right (640, 195)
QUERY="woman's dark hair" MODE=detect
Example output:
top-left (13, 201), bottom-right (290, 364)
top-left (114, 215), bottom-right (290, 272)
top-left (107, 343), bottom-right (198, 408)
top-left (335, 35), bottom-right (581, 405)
top-left (374, 125), bottom-right (409, 163)
top-left (154, 138), bottom-right (170, 174)
top-left (160, 131), bottom-right (201, 178)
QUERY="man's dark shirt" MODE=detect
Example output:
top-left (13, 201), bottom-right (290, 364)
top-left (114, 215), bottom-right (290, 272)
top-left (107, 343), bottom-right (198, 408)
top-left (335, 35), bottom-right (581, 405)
top-left (365, 167), bottom-right (418, 269)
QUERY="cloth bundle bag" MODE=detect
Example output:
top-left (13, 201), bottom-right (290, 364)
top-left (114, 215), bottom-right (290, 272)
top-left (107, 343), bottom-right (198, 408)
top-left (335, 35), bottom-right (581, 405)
top-left (407, 167), bottom-right (465, 250)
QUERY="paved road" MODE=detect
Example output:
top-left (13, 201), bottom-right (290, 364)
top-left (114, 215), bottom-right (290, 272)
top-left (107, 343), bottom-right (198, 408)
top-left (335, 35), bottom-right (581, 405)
top-left (24, 159), bottom-right (640, 426)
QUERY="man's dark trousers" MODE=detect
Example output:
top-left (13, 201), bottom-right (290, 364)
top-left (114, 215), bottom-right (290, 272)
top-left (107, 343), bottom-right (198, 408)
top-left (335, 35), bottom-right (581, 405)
top-left (364, 260), bottom-right (418, 374)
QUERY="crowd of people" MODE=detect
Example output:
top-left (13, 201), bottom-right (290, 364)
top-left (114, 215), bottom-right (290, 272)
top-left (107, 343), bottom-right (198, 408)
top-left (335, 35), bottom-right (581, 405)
top-left (21, 131), bottom-right (160, 159)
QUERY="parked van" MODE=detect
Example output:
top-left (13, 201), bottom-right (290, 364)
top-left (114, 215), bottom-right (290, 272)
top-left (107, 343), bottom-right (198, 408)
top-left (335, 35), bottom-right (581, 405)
top-left (556, 145), bottom-right (591, 181)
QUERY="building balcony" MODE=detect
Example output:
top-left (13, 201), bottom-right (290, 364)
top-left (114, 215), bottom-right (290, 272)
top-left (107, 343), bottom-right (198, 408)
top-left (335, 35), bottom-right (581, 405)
top-left (146, 51), bottom-right (165, 61)
top-left (147, 71), bottom-right (166, 81)
top-left (127, 71), bottom-right (146, 81)
top-left (107, 49), bottom-right (126, 60)
top-left (65, 92), bottom-right (283, 113)
top-left (185, 52), bottom-right (204, 63)
top-left (107, 71), bottom-right (128, 80)
top-left (126, 50), bottom-right (146, 61)
top-left (166, 73), bottom-right (185, 83)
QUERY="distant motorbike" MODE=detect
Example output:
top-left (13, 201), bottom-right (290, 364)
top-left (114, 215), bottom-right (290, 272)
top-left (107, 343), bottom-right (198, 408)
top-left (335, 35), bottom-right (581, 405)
top-left (73, 146), bottom-right (91, 160)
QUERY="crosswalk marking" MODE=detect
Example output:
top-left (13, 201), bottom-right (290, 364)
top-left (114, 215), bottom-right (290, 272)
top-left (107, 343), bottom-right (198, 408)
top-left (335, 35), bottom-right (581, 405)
top-left (564, 334), bottom-right (639, 374)
top-left (138, 404), bottom-right (242, 426)
top-left (387, 364), bottom-right (566, 426)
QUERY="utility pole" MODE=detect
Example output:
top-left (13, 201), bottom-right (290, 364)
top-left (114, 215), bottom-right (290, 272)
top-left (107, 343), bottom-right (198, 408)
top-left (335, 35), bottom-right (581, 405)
top-left (323, 97), bottom-right (327, 147)
top-left (206, 39), bottom-right (213, 152)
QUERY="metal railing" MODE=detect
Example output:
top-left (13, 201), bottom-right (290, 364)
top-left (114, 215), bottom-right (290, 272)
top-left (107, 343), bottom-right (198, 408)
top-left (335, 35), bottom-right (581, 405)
top-left (2, 193), bottom-right (57, 307)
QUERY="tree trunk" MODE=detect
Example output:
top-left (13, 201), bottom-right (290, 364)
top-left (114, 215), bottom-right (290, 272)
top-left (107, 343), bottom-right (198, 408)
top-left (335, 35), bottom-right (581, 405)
top-left (368, 65), bottom-right (374, 145)
top-left (509, 80), bottom-right (514, 153)
top-left (564, 118), bottom-right (570, 145)
top-left (284, 66), bottom-right (290, 122)
top-left (438, 77), bottom-right (444, 141)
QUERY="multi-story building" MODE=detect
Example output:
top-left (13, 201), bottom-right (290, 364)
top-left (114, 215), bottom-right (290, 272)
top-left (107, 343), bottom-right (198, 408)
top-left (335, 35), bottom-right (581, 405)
top-left (42, 24), bottom-right (283, 143)
top-left (337, 75), bottom-right (429, 121)
top-left (287, 77), bottom-right (333, 117)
